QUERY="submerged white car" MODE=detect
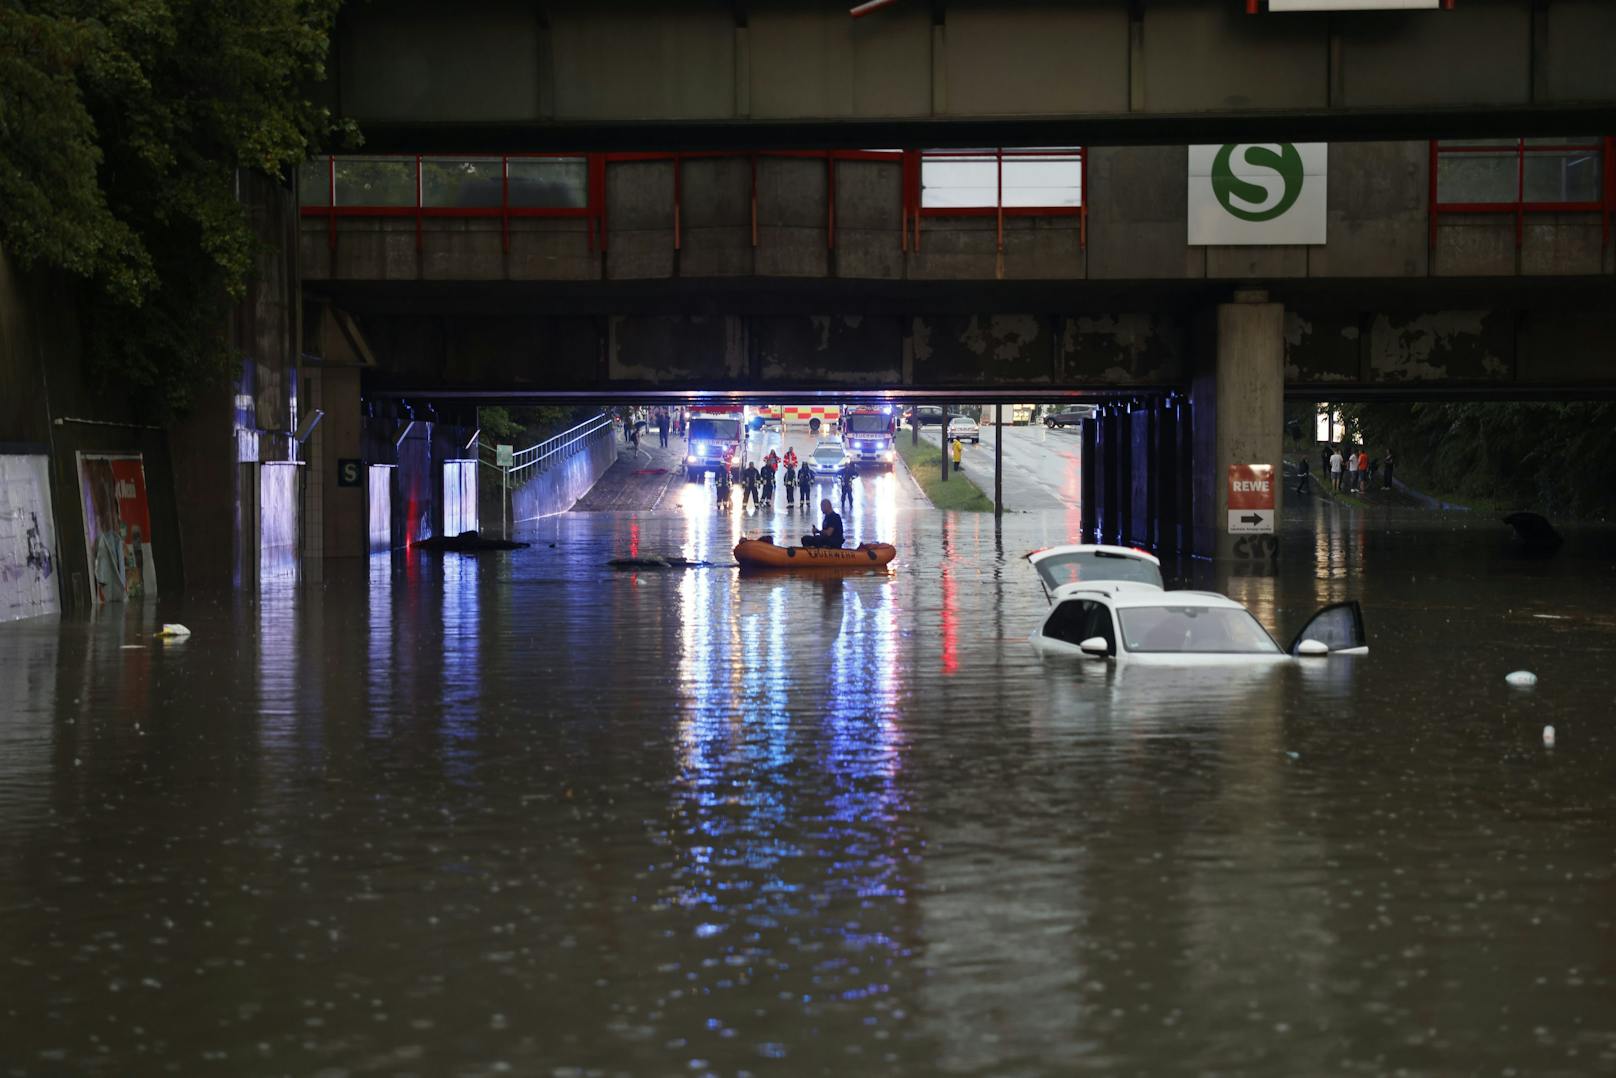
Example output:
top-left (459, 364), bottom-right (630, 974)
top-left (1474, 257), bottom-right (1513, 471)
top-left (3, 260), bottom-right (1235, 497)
top-left (1028, 545), bottom-right (1367, 665)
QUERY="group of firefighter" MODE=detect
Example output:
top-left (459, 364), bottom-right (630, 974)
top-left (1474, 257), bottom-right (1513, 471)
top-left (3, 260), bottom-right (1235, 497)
top-left (714, 445), bottom-right (856, 509)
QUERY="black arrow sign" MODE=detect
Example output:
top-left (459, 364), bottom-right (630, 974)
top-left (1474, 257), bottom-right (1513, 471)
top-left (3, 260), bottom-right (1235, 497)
top-left (1240, 513), bottom-right (1265, 525)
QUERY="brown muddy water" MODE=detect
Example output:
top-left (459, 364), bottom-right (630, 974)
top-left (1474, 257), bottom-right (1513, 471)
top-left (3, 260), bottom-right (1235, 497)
top-left (2, 494), bottom-right (1614, 1076)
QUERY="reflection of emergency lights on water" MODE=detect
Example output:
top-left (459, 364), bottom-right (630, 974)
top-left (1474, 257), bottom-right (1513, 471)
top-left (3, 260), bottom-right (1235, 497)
top-left (438, 552), bottom-right (481, 781)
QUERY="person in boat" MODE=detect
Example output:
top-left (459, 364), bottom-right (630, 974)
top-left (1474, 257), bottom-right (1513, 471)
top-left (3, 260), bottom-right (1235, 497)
top-left (802, 498), bottom-right (845, 549)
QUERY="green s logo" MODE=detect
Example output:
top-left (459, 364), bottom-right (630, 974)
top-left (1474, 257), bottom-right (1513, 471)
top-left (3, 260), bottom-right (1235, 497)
top-left (1211, 144), bottom-right (1304, 222)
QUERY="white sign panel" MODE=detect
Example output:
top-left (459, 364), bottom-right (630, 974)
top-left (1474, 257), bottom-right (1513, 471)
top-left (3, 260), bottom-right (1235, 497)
top-left (1227, 509), bottom-right (1273, 534)
top-left (1270, 2), bottom-right (1441, 10)
top-left (1189, 143), bottom-right (1327, 246)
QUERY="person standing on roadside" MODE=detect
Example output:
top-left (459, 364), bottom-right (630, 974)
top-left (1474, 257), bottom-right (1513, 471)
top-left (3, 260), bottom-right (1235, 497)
top-left (1357, 448), bottom-right (1369, 491)
top-left (1345, 446), bottom-right (1358, 491)
top-left (658, 408), bottom-right (670, 449)
top-left (1382, 452), bottom-right (1395, 490)
top-left (1295, 457), bottom-right (1311, 495)
top-left (1329, 445), bottom-right (1343, 491)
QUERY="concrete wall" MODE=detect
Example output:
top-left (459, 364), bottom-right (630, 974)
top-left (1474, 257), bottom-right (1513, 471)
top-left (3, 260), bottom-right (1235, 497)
top-left (0, 249), bottom-right (184, 608)
top-left (329, 0), bottom-right (1616, 127)
top-left (510, 427), bottom-right (616, 522)
top-left (344, 298), bottom-right (1616, 396)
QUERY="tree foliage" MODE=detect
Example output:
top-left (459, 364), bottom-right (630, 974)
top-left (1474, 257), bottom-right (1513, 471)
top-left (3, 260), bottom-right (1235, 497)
top-left (0, 0), bottom-right (346, 415)
top-left (1340, 401), bottom-right (1616, 520)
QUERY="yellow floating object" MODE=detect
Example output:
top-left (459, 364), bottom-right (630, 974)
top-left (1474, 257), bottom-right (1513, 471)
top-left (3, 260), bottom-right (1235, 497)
top-left (155, 624), bottom-right (191, 639)
top-left (734, 537), bottom-right (896, 569)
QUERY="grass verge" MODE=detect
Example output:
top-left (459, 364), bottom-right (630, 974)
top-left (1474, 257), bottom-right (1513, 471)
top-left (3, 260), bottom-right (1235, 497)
top-left (896, 436), bottom-right (995, 512)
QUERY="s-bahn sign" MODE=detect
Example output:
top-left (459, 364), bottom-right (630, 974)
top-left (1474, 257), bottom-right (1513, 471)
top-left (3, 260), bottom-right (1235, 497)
top-left (1228, 464), bottom-right (1276, 534)
top-left (1189, 143), bottom-right (1326, 246)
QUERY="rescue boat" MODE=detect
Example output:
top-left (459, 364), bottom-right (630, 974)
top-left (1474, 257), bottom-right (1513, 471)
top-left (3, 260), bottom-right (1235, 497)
top-left (733, 536), bottom-right (896, 569)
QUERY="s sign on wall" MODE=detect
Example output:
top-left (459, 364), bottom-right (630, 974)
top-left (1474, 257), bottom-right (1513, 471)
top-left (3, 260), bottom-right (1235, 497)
top-left (1188, 143), bottom-right (1327, 246)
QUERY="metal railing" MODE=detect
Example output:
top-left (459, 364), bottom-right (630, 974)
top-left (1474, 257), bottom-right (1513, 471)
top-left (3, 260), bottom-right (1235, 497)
top-left (299, 149), bottom-right (1089, 254)
top-left (478, 413), bottom-right (612, 475)
top-left (478, 413), bottom-right (613, 537)
top-left (1429, 137), bottom-right (1614, 249)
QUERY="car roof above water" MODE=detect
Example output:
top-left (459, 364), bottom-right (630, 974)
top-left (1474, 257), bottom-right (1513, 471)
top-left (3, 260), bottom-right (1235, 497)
top-left (1051, 580), bottom-right (1245, 611)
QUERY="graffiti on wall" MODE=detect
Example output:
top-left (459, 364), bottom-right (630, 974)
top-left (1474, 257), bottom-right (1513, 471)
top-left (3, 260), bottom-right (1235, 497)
top-left (76, 452), bottom-right (158, 603)
top-left (0, 453), bottom-right (59, 621)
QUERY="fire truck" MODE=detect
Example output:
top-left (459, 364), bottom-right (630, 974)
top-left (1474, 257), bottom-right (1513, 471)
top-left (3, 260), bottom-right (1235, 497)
top-left (838, 403), bottom-right (898, 467)
top-left (684, 403), bottom-right (746, 481)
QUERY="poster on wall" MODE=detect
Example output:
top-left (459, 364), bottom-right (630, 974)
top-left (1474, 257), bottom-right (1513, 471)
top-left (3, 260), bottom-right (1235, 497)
top-left (0, 453), bottom-right (60, 622)
top-left (76, 452), bottom-right (158, 603)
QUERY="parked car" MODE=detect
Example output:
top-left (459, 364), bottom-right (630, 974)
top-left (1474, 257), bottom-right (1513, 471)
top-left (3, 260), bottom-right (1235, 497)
top-left (1026, 544), bottom-right (1368, 665)
top-left (947, 416), bottom-right (980, 443)
top-left (1045, 407), bottom-right (1094, 428)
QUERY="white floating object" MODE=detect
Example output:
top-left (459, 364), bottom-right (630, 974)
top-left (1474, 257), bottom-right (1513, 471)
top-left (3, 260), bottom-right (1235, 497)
top-left (1543, 725), bottom-right (1556, 748)
top-left (155, 623), bottom-right (191, 639)
top-left (1505, 670), bottom-right (1537, 688)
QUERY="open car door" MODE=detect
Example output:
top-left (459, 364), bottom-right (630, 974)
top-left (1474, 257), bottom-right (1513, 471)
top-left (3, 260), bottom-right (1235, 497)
top-left (1288, 601), bottom-right (1368, 656)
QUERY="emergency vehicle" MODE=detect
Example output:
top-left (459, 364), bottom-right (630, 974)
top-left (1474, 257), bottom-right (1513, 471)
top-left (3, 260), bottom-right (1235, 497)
top-left (684, 404), bottom-right (746, 481)
top-left (839, 403), bottom-right (898, 467)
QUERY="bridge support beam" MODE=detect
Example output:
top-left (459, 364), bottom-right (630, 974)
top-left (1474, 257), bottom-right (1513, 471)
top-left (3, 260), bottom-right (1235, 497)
top-left (1192, 291), bottom-right (1285, 561)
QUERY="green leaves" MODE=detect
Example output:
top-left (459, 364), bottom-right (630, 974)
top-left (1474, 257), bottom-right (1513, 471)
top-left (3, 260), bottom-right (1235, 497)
top-left (0, 0), bottom-right (342, 415)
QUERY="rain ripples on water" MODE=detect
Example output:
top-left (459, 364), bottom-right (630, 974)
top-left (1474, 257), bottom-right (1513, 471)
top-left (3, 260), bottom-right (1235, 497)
top-left (1, 504), bottom-right (1614, 1075)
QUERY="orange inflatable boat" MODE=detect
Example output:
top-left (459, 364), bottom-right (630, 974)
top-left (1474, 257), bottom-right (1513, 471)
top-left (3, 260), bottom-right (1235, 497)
top-left (734, 537), bottom-right (897, 569)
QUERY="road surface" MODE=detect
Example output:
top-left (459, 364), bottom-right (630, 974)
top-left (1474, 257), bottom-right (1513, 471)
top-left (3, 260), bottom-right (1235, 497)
top-left (915, 420), bottom-right (1082, 514)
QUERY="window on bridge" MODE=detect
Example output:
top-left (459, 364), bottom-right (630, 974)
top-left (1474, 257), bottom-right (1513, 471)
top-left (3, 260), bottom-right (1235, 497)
top-left (920, 148), bottom-right (1083, 212)
top-left (1434, 138), bottom-right (1606, 208)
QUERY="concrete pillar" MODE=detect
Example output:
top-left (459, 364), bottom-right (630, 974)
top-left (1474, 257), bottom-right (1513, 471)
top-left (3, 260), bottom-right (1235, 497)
top-left (1080, 414), bottom-right (1099, 541)
top-left (1101, 408), bottom-right (1122, 544)
top-left (319, 367), bottom-right (366, 557)
top-left (1191, 291), bottom-right (1285, 560)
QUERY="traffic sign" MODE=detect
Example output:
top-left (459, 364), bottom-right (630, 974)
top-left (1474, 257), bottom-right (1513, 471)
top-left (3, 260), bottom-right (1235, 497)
top-left (495, 444), bottom-right (514, 469)
top-left (337, 458), bottom-right (363, 487)
top-left (1228, 463), bottom-right (1275, 534)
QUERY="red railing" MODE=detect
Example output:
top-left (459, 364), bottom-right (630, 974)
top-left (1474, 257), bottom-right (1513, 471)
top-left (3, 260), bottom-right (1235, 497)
top-left (299, 148), bottom-right (1087, 254)
top-left (1429, 137), bottom-right (1614, 249)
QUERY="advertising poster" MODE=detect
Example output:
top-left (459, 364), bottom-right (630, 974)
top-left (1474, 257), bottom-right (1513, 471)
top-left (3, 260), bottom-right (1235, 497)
top-left (77, 452), bottom-right (158, 602)
top-left (0, 452), bottom-right (60, 621)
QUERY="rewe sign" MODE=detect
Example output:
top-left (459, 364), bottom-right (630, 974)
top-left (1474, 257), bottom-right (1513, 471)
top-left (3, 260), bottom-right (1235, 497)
top-left (1227, 464), bottom-right (1276, 534)
top-left (1189, 143), bottom-right (1327, 246)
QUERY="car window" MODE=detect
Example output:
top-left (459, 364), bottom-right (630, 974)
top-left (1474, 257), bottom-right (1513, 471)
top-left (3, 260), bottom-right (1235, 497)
top-left (1035, 550), bottom-right (1163, 591)
top-left (1117, 607), bottom-right (1281, 654)
top-left (1290, 602), bottom-right (1366, 653)
top-left (1042, 600), bottom-right (1114, 649)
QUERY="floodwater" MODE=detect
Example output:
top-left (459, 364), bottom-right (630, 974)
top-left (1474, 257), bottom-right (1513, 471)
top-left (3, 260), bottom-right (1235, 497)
top-left (3, 490), bottom-right (1615, 1076)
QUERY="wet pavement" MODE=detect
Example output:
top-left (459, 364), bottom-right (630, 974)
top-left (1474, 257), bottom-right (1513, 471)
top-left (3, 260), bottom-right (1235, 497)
top-left (2, 484), bottom-right (1615, 1075)
top-left (917, 422), bottom-right (1081, 513)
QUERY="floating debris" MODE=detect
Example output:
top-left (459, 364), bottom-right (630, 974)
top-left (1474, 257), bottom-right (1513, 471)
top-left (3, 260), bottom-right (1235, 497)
top-left (1543, 725), bottom-right (1556, 748)
top-left (415, 530), bottom-right (529, 553)
top-left (1505, 670), bottom-right (1538, 688)
top-left (155, 624), bottom-right (191, 639)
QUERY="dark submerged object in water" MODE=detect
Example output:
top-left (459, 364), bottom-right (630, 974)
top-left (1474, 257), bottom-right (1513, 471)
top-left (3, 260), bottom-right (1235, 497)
top-left (416, 530), bottom-right (530, 553)
top-left (1502, 511), bottom-right (1563, 551)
